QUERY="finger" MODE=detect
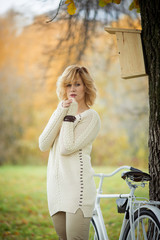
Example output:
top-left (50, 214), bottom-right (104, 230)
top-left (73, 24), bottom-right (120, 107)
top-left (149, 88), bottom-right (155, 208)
top-left (67, 99), bottom-right (73, 103)
top-left (62, 100), bottom-right (72, 108)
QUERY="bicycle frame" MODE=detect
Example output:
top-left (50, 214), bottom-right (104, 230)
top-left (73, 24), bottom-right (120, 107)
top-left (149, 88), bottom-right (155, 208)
top-left (92, 165), bottom-right (160, 240)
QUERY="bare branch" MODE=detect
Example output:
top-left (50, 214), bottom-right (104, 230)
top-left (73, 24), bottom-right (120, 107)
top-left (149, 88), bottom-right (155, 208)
top-left (46, 0), bottom-right (64, 23)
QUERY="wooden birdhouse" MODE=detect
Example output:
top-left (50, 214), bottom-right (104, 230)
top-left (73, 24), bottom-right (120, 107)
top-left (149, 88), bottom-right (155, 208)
top-left (105, 27), bottom-right (147, 79)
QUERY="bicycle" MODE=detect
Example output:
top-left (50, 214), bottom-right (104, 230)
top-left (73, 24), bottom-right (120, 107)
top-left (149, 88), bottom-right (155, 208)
top-left (89, 165), bottom-right (160, 240)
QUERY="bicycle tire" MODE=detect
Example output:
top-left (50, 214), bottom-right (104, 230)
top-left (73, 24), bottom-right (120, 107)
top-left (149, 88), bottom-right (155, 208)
top-left (122, 208), bottom-right (160, 240)
top-left (89, 218), bottom-right (100, 240)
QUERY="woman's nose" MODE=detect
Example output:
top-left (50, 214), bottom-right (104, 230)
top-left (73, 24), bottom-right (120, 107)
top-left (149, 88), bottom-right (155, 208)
top-left (71, 85), bottom-right (75, 91)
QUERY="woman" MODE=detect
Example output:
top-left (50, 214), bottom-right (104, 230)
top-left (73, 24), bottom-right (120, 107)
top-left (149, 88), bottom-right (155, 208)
top-left (39, 65), bottom-right (100, 240)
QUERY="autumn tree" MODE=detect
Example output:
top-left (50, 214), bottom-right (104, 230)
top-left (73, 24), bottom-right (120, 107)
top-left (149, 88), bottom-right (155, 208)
top-left (45, 0), bottom-right (160, 202)
top-left (41, 0), bottom-right (138, 69)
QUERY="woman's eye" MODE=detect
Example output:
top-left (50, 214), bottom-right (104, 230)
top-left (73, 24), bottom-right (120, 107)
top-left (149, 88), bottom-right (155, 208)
top-left (66, 84), bottom-right (71, 87)
top-left (75, 83), bottom-right (80, 86)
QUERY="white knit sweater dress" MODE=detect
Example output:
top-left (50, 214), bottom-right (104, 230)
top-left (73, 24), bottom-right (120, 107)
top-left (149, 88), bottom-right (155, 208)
top-left (39, 101), bottom-right (100, 217)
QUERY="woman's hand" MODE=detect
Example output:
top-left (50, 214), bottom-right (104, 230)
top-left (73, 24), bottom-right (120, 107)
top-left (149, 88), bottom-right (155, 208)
top-left (62, 98), bottom-right (75, 108)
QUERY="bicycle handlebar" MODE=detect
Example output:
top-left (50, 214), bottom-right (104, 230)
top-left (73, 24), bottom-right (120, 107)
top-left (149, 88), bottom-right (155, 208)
top-left (94, 166), bottom-right (144, 178)
top-left (94, 166), bottom-right (147, 197)
top-left (94, 165), bottom-right (131, 178)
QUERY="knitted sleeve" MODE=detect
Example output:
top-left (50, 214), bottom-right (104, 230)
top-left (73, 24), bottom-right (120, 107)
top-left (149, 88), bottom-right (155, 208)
top-left (39, 102), bottom-right (68, 152)
top-left (59, 106), bottom-right (101, 155)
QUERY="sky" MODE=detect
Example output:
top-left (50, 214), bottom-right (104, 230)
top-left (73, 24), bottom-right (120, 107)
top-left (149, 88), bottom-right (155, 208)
top-left (0, 0), bottom-right (60, 16)
top-left (0, 0), bottom-right (61, 34)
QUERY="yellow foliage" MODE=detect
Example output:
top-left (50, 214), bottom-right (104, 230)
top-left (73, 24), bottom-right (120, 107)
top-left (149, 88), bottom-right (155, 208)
top-left (63, 0), bottom-right (138, 14)
top-left (129, 2), bottom-right (134, 10)
top-left (24, 127), bottom-right (37, 140)
top-left (113, 0), bottom-right (121, 4)
top-left (129, 0), bottom-right (140, 13)
top-left (137, 148), bottom-right (146, 161)
top-left (134, 0), bottom-right (139, 8)
top-left (104, 0), bottom-right (112, 3)
top-left (99, 0), bottom-right (121, 8)
top-left (99, 0), bottom-right (111, 7)
top-left (65, 0), bottom-right (76, 15)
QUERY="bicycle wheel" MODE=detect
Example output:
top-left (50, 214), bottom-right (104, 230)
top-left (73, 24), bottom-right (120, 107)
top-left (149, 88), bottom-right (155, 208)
top-left (122, 208), bottom-right (160, 240)
top-left (89, 218), bottom-right (100, 240)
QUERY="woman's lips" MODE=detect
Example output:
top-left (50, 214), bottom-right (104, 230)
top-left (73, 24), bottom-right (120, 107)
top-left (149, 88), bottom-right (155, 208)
top-left (70, 94), bottom-right (76, 98)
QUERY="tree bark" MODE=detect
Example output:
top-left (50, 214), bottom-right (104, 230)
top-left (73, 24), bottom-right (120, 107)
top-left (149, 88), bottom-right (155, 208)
top-left (139, 0), bottom-right (160, 201)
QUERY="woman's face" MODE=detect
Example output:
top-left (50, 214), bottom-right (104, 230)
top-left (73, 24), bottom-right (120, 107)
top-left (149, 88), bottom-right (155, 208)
top-left (66, 75), bottom-right (86, 104)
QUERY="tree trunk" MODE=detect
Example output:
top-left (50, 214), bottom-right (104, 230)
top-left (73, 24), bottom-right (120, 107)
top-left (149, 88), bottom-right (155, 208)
top-left (139, 0), bottom-right (160, 201)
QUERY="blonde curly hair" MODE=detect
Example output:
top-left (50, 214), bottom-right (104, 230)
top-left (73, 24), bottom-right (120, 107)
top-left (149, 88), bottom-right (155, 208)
top-left (56, 65), bottom-right (97, 106)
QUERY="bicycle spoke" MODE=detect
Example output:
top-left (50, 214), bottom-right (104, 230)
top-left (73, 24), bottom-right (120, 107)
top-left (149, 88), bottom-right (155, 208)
top-left (122, 209), bottom-right (160, 240)
top-left (141, 219), bottom-right (147, 240)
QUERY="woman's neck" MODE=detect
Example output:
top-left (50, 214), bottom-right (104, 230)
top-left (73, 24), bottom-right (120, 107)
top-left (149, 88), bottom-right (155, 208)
top-left (77, 101), bottom-right (89, 115)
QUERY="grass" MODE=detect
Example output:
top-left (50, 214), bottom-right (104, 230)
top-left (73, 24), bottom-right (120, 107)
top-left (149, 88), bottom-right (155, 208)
top-left (0, 165), bottom-right (149, 240)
